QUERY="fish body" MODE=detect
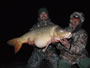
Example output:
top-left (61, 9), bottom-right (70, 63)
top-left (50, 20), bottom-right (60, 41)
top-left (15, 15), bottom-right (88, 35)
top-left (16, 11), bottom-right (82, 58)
top-left (7, 24), bottom-right (72, 53)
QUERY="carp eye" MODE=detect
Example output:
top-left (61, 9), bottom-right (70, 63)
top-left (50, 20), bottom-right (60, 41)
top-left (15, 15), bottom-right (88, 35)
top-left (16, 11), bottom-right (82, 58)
top-left (60, 30), bottom-right (64, 32)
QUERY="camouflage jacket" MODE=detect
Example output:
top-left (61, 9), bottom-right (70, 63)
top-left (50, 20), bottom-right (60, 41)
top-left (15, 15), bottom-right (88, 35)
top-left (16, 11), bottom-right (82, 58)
top-left (57, 27), bottom-right (88, 64)
top-left (31, 18), bottom-right (54, 30)
top-left (30, 18), bottom-right (57, 55)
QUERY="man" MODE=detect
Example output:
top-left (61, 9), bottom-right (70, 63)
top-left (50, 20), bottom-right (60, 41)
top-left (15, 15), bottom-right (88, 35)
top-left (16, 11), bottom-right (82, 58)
top-left (25, 8), bottom-right (59, 68)
top-left (57, 12), bottom-right (90, 68)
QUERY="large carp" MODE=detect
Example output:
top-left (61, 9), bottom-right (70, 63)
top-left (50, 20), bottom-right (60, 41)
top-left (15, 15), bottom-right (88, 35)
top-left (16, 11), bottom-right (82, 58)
top-left (7, 24), bottom-right (72, 53)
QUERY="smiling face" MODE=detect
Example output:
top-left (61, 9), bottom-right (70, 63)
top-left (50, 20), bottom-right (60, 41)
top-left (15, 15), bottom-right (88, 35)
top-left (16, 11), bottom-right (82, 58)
top-left (70, 17), bottom-right (80, 29)
top-left (39, 12), bottom-right (48, 21)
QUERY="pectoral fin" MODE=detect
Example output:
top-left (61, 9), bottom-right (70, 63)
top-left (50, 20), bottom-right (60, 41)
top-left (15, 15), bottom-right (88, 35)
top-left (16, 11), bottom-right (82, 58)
top-left (42, 45), bottom-right (49, 52)
top-left (42, 41), bottom-right (51, 52)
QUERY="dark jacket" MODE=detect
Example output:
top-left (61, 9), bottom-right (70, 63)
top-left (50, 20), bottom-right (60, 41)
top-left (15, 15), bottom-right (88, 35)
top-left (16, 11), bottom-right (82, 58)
top-left (57, 26), bottom-right (88, 64)
top-left (25, 18), bottom-right (59, 68)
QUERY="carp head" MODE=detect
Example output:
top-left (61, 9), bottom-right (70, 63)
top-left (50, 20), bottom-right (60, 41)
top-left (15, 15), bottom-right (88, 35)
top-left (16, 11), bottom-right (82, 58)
top-left (54, 27), bottom-right (72, 40)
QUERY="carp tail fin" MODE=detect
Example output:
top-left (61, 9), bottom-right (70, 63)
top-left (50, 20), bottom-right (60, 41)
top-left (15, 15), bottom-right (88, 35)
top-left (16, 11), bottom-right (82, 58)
top-left (7, 38), bottom-right (22, 54)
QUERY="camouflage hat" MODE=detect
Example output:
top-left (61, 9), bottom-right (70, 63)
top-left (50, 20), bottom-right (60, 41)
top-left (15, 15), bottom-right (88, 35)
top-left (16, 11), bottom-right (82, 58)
top-left (70, 12), bottom-right (85, 23)
top-left (38, 8), bottom-right (48, 16)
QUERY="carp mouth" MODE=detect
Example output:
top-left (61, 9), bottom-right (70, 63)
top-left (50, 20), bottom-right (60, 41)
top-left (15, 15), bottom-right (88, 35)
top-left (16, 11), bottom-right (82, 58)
top-left (64, 32), bottom-right (72, 39)
top-left (56, 32), bottom-right (72, 40)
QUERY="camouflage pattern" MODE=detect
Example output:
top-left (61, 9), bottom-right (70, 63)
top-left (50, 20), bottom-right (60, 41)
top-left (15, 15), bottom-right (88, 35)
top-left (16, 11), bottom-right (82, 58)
top-left (25, 8), bottom-right (59, 68)
top-left (60, 27), bottom-right (88, 64)
top-left (30, 18), bottom-right (54, 30)
top-left (57, 12), bottom-right (90, 68)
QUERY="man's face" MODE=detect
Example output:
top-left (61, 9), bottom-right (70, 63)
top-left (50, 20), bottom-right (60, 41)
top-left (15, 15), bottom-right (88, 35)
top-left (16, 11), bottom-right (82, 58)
top-left (70, 18), bottom-right (80, 29)
top-left (40, 12), bottom-right (48, 21)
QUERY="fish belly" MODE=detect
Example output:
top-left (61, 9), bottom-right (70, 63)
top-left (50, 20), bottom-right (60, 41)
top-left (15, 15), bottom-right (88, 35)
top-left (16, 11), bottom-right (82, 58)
top-left (35, 36), bottom-right (51, 48)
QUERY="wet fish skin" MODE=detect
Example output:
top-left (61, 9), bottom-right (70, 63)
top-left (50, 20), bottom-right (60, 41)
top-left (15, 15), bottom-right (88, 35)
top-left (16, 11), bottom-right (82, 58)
top-left (7, 24), bottom-right (72, 53)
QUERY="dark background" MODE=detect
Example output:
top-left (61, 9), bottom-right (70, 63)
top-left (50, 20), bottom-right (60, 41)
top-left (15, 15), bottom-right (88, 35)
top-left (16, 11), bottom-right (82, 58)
top-left (1, 0), bottom-right (90, 68)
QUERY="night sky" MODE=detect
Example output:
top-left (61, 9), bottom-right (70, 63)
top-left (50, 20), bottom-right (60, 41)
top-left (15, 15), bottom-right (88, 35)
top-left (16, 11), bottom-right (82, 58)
top-left (1, 0), bottom-right (90, 68)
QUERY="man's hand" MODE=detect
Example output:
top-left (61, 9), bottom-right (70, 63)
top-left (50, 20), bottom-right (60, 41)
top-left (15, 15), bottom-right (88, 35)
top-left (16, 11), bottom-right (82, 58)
top-left (60, 39), bottom-right (70, 49)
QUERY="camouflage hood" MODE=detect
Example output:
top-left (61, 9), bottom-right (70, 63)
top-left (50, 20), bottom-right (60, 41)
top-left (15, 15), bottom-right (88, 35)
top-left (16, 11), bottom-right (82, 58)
top-left (69, 12), bottom-right (85, 33)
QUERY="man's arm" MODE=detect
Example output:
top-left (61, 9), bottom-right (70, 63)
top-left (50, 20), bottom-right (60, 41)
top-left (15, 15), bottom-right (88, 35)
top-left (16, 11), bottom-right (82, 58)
top-left (57, 30), bottom-right (88, 55)
top-left (70, 30), bottom-right (88, 55)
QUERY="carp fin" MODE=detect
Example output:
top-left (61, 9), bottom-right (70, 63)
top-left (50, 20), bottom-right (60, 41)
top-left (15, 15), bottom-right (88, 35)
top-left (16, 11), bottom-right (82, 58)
top-left (7, 38), bottom-right (22, 54)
